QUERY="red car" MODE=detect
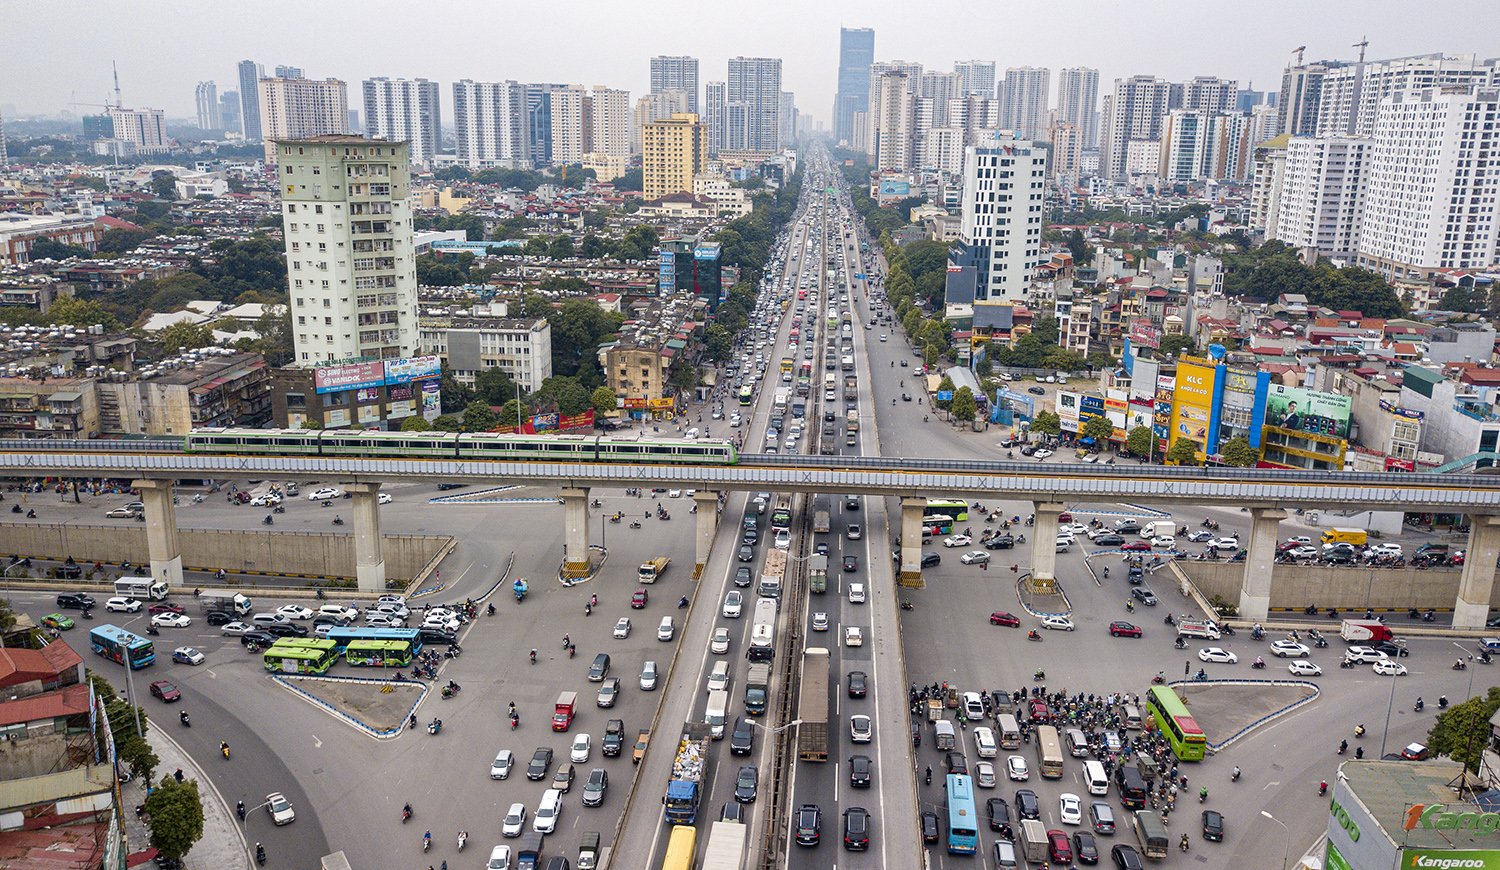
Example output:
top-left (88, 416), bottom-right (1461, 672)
top-left (1120, 541), bottom-right (1152, 552)
top-left (1108, 621), bottom-right (1143, 638)
top-left (148, 602), bottom-right (186, 615)
top-left (1058, 512), bottom-right (1072, 522)
top-left (630, 589), bottom-right (649, 609)
top-left (149, 680), bottom-right (181, 702)
top-left (1048, 829), bottom-right (1073, 862)
top-left (1028, 699), bottom-right (1051, 722)
top-left (990, 611), bottom-right (1020, 627)
top-left (230, 491), bottom-right (251, 504)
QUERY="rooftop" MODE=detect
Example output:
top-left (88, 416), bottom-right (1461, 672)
top-left (1341, 759), bottom-right (1492, 850)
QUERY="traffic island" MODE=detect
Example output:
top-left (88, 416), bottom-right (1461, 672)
top-left (275, 675), bottom-right (427, 738)
top-left (1170, 680), bottom-right (1319, 751)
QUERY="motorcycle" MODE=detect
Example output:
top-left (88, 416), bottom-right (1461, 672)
top-left (272, 505), bottom-right (285, 514)
top-left (1319, 781), bottom-right (1328, 796)
top-left (236, 801), bottom-right (246, 821)
top-left (900, 599), bottom-right (914, 612)
top-left (487, 603), bottom-right (496, 617)
top-left (423, 832), bottom-right (432, 853)
top-left (402, 804), bottom-right (412, 823)
top-left (458, 831), bottom-right (468, 852)
top-left (221, 743), bottom-right (230, 760)
top-left (1027, 631), bottom-right (1043, 642)
top-left (1152, 674), bottom-right (1166, 685)
top-left (146, 625), bottom-right (160, 636)
top-left (332, 517), bottom-right (344, 525)
top-left (1455, 660), bottom-right (1469, 671)
top-left (1415, 699), bottom-right (1425, 712)
top-left (180, 711), bottom-right (191, 727)
top-left (1231, 767), bottom-right (1241, 782)
top-left (629, 521), bottom-right (642, 529)
top-left (1251, 658), bottom-right (1266, 669)
top-left (1033, 670), bottom-right (1046, 681)
top-left (1174, 638), bottom-right (1187, 650)
top-left (255, 844), bottom-right (266, 866)
top-left (262, 516), bottom-right (274, 525)
top-left (1338, 740), bottom-right (1348, 755)
top-left (428, 719), bottom-right (442, 735)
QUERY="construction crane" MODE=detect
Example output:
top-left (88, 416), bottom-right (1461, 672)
top-left (1292, 46), bottom-right (1306, 67)
top-left (1353, 36), bottom-right (1369, 63)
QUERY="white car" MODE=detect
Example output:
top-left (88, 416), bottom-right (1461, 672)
top-left (1006, 755), bottom-right (1030, 781)
top-left (812, 612), bottom-right (829, 631)
top-left (943, 535), bottom-right (972, 548)
top-left (502, 802), bottom-right (527, 837)
top-left (365, 613), bottom-right (404, 627)
top-left (105, 507), bottom-right (141, 518)
top-left (730, 414), bottom-right (743, 428)
top-left (1041, 615), bottom-right (1075, 631)
top-left (1061, 523), bottom-right (1090, 535)
top-left (423, 615), bottom-right (461, 633)
top-left (266, 791), bottom-right (296, 825)
top-left (570, 733), bottom-right (592, 763)
top-left (1209, 537), bottom-right (1242, 552)
top-left (844, 626), bottom-right (864, 647)
top-left (220, 621), bottom-right (253, 635)
top-left (490, 749), bottom-right (514, 779)
top-left (1367, 542), bottom-right (1403, 556)
top-left (1344, 646), bottom-right (1388, 664)
top-left (1150, 536), bottom-right (1177, 548)
top-left (961, 550), bottom-right (990, 565)
top-left (171, 646), bottom-right (205, 665)
top-left (613, 618), bottom-right (631, 639)
top-left (487, 845), bottom-right (511, 870)
top-left (1034, 449), bottom-right (1053, 459)
top-left (1198, 647), bottom-right (1238, 664)
top-left (1284, 536), bottom-right (1312, 546)
top-left (1288, 661), bottom-right (1323, 677)
top-left (151, 612), bottom-right (191, 628)
top-left (250, 493), bottom-right (282, 507)
top-left (276, 605), bottom-right (314, 620)
top-left (850, 714), bottom-right (872, 743)
top-left (1060, 793), bottom-right (1083, 825)
top-left (668, 489), bottom-right (682, 498)
top-left (1373, 660), bottom-right (1409, 676)
top-left (318, 604), bottom-right (359, 622)
top-left (308, 487), bottom-right (343, 501)
top-left (378, 492), bottom-right (393, 505)
top-left (105, 596), bottom-right (141, 613)
top-left (709, 628), bottom-right (731, 655)
top-left (723, 592), bottom-right (743, 618)
top-left (1270, 640), bottom-right (1311, 658)
top-left (1286, 545), bottom-right (1319, 559)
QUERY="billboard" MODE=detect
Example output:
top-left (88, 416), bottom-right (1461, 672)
top-left (1128, 317), bottom-right (1160, 350)
top-left (1266, 384), bottom-right (1353, 439)
top-left (315, 361), bottom-right (384, 394)
top-left (384, 355), bottom-right (441, 385)
top-left (878, 179), bottom-right (910, 199)
top-left (1169, 360), bottom-right (1217, 450)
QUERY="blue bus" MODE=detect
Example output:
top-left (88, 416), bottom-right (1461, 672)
top-left (325, 626), bottom-right (422, 656)
top-left (89, 624), bottom-right (156, 669)
top-left (945, 774), bottom-right (978, 854)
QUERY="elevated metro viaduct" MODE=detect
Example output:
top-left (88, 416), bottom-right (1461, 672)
top-left (3, 449), bottom-right (1499, 626)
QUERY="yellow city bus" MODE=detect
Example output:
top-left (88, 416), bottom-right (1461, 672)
top-left (263, 639), bottom-right (338, 674)
top-left (344, 639), bottom-right (413, 668)
top-left (661, 824), bottom-right (696, 870)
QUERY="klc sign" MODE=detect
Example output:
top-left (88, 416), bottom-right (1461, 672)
top-left (1407, 804), bottom-right (1500, 835)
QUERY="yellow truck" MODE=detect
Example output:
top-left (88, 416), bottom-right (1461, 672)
top-left (1320, 528), bottom-right (1367, 547)
top-left (639, 557), bottom-right (670, 583)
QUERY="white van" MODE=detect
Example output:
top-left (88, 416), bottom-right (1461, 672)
top-left (685, 428), bottom-right (699, 440)
top-left (1124, 705), bottom-right (1143, 730)
top-left (997, 714), bottom-right (1022, 749)
top-left (1083, 759), bottom-right (1109, 796)
top-left (532, 789), bottom-right (562, 833)
top-left (707, 660), bottom-right (730, 693)
top-left (251, 612), bottom-right (289, 627)
top-left (657, 616), bottom-right (675, 641)
top-left (973, 727), bottom-right (998, 759)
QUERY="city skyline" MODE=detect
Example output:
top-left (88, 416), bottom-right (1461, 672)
top-left (5, 0), bottom-right (1494, 129)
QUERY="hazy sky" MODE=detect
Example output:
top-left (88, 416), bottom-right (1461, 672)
top-left (5, 0), bottom-right (1497, 124)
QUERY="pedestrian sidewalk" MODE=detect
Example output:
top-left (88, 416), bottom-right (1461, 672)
top-left (129, 718), bottom-right (249, 870)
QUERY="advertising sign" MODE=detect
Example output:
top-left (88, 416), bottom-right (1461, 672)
top-left (648, 398), bottom-right (675, 410)
top-left (1380, 399), bottom-right (1426, 422)
top-left (1266, 384), bottom-right (1353, 439)
top-left (355, 387), bottom-right (381, 403)
top-left (529, 412), bottom-right (560, 432)
top-left (388, 384), bottom-right (414, 401)
top-left (1169, 360), bottom-right (1217, 449)
top-left (1128, 317), bottom-right (1161, 350)
top-left (560, 410), bottom-right (595, 432)
top-left (384, 356), bottom-right (441, 385)
top-left (1400, 850), bottom-right (1500, 869)
top-left (694, 243), bottom-right (720, 261)
top-left (315, 361), bottom-right (384, 394)
top-left (1222, 368), bottom-right (1257, 395)
top-left (623, 397), bottom-right (648, 410)
top-left (421, 381), bottom-right (441, 421)
top-left (878, 179), bottom-right (910, 199)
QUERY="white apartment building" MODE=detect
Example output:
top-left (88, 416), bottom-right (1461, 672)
top-left (633, 89), bottom-right (691, 155)
top-left (259, 78), bottom-right (350, 164)
top-left (1273, 136), bottom-right (1369, 260)
top-left (548, 86), bottom-right (589, 165)
top-left (921, 126), bottom-right (966, 175)
top-left (1099, 75), bottom-right (1172, 179)
top-left (362, 78), bottom-right (442, 167)
top-left (692, 173), bottom-right (752, 217)
top-left (727, 57), bottom-right (782, 153)
top-left (418, 316), bottom-right (552, 391)
top-left (1178, 76), bottom-right (1239, 113)
top-left (946, 96), bottom-right (1001, 145)
top-left (1316, 54), bottom-right (1499, 138)
top-left (1157, 111), bottom-right (1255, 182)
top-left (1055, 68), bottom-right (1101, 148)
top-left (870, 71), bottom-right (916, 173)
top-left (920, 72), bottom-right (962, 127)
top-left (195, 81), bottom-right (220, 131)
top-left (649, 56), bottom-right (699, 114)
top-left (452, 79), bottom-right (529, 170)
top-left (276, 135), bottom-right (417, 364)
top-left (106, 107), bottom-right (169, 153)
top-left (999, 67), bottom-right (1051, 141)
top-left (590, 87), bottom-right (632, 158)
top-left (1356, 86), bottom-right (1500, 280)
top-left (1049, 122), bottom-right (1083, 179)
top-left (957, 133), bottom-right (1049, 301)
top-left (1249, 135), bottom-right (1290, 234)
top-left (866, 61), bottom-right (923, 164)
top-left (954, 61), bottom-right (996, 98)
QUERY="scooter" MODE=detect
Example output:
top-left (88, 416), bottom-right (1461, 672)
top-left (900, 599), bottom-right (914, 611)
top-left (423, 832), bottom-right (431, 853)
top-left (180, 711), bottom-right (191, 727)
top-left (256, 844), bottom-right (266, 866)
top-left (458, 831), bottom-right (467, 852)
top-left (236, 801), bottom-right (246, 821)
top-left (332, 517), bottom-right (344, 525)
top-left (272, 505), bottom-right (285, 514)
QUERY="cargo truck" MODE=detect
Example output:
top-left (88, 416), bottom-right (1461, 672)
top-left (812, 495), bottom-right (831, 534)
top-left (1321, 527), bottom-right (1368, 546)
top-left (846, 409), bottom-right (859, 432)
top-left (797, 648), bottom-right (830, 761)
top-left (663, 724), bottom-right (713, 825)
top-left (808, 553), bottom-right (828, 593)
top-left (1140, 520), bottom-right (1176, 539)
top-left (200, 593), bottom-right (252, 616)
top-left (552, 691), bottom-right (577, 731)
top-left (638, 557), bottom-right (670, 583)
top-left (1133, 810), bottom-right (1169, 858)
top-left (1176, 619), bottom-right (1222, 640)
top-left (1020, 819), bottom-right (1050, 863)
top-left (844, 376), bottom-right (858, 401)
top-left (759, 549), bottom-right (786, 599)
top-left (1340, 619), bottom-right (1394, 643)
top-left (744, 663), bottom-right (771, 715)
top-left (702, 820), bottom-right (747, 870)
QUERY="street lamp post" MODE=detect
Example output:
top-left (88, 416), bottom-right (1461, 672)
top-left (1260, 810), bottom-right (1290, 870)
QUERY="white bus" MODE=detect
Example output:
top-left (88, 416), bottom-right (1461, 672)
top-left (748, 597), bottom-right (778, 662)
top-left (114, 577), bottom-right (169, 601)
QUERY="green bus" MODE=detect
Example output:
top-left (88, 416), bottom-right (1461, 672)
top-left (1147, 686), bottom-right (1206, 761)
top-left (345, 639), bottom-right (414, 668)
top-left (263, 639), bottom-right (339, 675)
top-left (926, 499), bottom-right (971, 522)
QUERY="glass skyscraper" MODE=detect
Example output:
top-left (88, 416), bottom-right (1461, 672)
top-left (834, 27), bottom-right (874, 146)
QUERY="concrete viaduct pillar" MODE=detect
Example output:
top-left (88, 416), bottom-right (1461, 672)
top-left (560, 487), bottom-right (592, 580)
top-left (1238, 507), bottom-right (1287, 622)
top-left (133, 479), bottom-right (182, 588)
top-left (898, 497), bottom-right (926, 586)
top-left (693, 491), bottom-right (720, 579)
top-left (1028, 503), bottom-right (1067, 590)
top-left (346, 482), bottom-right (385, 593)
top-left (1454, 515), bottom-right (1500, 630)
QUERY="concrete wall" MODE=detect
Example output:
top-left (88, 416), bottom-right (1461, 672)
top-left (0, 523), bottom-right (449, 581)
top-left (1178, 561), bottom-right (1494, 611)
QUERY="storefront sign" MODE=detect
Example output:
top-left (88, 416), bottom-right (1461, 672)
top-left (1408, 804), bottom-right (1500, 835)
top-left (315, 361), bottom-right (384, 394)
top-left (1401, 850), bottom-right (1500, 869)
top-left (384, 355), bottom-right (441, 385)
top-left (1329, 799), bottom-right (1362, 841)
top-left (1381, 399), bottom-right (1426, 422)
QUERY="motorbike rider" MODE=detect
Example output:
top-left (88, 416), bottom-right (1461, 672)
top-left (925, 765), bottom-right (932, 784)
top-left (220, 740), bottom-right (230, 757)
top-left (403, 802), bottom-right (413, 820)
top-left (236, 800), bottom-right (246, 820)
top-left (1254, 656), bottom-right (1264, 668)
top-left (530, 649), bottom-right (537, 664)
top-left (1232, 766), bottom-right (1240, 781)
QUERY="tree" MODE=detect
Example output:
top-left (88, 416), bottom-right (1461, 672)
top-left (951, 386), bottom-right (978, 422)
top-left (934, 375), bottom-right (956, 411)
top-left (1081, 415), bottom-right (1116, 445)
top-left (1086, 350), bottom-right (1117, 370)
top-left (1065, 230), bottom-right (1095, 267)
top-left (399, 415), bottom-right (432, 431)
top-left (1031, 410), bottom-right (1061, 437)
top-left (548, 234), bottom-right (575, 260)
top-left (46, 296), bottom-right (121, 331)
top-left (614, 167), bottom-right (643, 191)
top-left (435, 165), bottom-right (472, 182)
top-left (97, 226), bottom-right (151, 255)
top-left (1219, 435), bottom-right (1258, 467)
top-left (473, 367), bottom-right (518, 406)
top-left (1166, 438), bottom-right (1201, 465)
top-left (439, 361), bottom-right (474, 413)
top-left (462, 400), bottom-right (497, 431)
top-left (702, 324), bottom-right (732, 361)
top-left (150, 172), bottom-right (178, 200)
top-left (144, 776), bottom-right (205, 860)
top-left (497, 398), bottom-right (525, 428)
top-left (28, 237), bottom-right (92, 260)
top-left (579, 234), bottom-right (607, 259)
top-left (247, 305), bottom-right (293, 366)
top-left (531, 377), bottom-right (594, 415)
top-left (1157, 334), bottom-right (1196, 358)
top-left (1127, 426), bottom-right (1155, 460)
top-left (430, 414), bottom-right (462, 432)
top-left (1428, 687), bottom-right (1500, 773)
top-left (155, 320), bottom-right (215, 351)
top-left (524, 236), bottom-right (550, 257)
top-left (299, 419), bottom-right (323, 429)
top-left (591, 386), bottom-right (618, 417)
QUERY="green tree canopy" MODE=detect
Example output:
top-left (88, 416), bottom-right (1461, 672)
top-left (1081, 415), bottom-right (1116, 444)
top-left (548, 234), bottom-right (575, 260)
top-left (531, 376), bottom-right (593, 415)
top-left (462, 400), bottom-right (497, 431)
top-left (144, 775), bottom-right (204, 860)
top-left (473, 367), bottom-right (519, 406)
top-left (1166, 438), bottom-right (1201, 465)
top-left (951, 386), bottom-right (977, 422)
top-left (155, 320), bottom-right (215, 351)
top-left (430, 414), bottom-right (462, 432)
top-left (1031, 410), bottom-right (1062, 437)
top-left (400, 415), bottom-right (432, 431)
top-left (591, 385), bottom-right (618, 417)
top-left (1127, 426), bottom-right (1155, 460)
top-left (1219, 435), bottom-right (1258, 467)
top-left (149, 172), bottom-right (178, 200)
top-left (1427, 687), bottom-right (1500, 772)
top-left (1157, 334), bottom-right (1196, 358)
top-left (497, 398), bottom-right (525, 428)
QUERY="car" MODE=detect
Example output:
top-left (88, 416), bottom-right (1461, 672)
top-left (1270, 640), bottom-right (1311, 658)
top-left (266, 791), bottom-right (296, 826)
top-left (990, 611), bottom-right (1021, 627)
top-left (975, 760), bottom-right (997, 788)
top-left (376, 491), bottom-right (393, 505)
top-left (1120, 541), bottom-right (1152, 552)
top-left (1374, 659), bottom-right (1409, 676)
top-left (206, 611), bottom-right (233, 626)
top-left (597, 678), bottom-right (620, 708)
top-left (1049, 829), bottom-right (1074, 862)
top-left (943, 535), bottom-right (972, 548)
top-left (1202, 808), bottom-right (1225, 841)
top-left (985, 534), bottom-right (1016, 550)
top-left (849, 754), bottom-right (873, 788)
top-left (1402, 742), bottom-right (1430, 760)
top-left (1198, 647), bottom-right (1238, 664)
top-left (847, 671), bottom-right (868, 698)
top-left (171, 647), bottom-right (205, 665)
top-left (1060, 793), bottom-right (1083, 825)
top-left (582, 766), bottom-right (609, 807)
top-left (308, 487), bottom-right (342, 501)
top-left (249, 493), bottom-right (281, 507)
top-left (848, 583), bottom-right (865, 603)
top-left (1015, 789), bottom-right (1041, 819)
top-left (668, 489), bottom-right (682, 498)
top-left (988, 797), bottom-right (1014, 835)
top-left (1150, 536), bottom-right (1176, 548)
top-left (570, 733), bottom-right (592, 763)
top-left (149, 680), bottom-right (180, 702)
top-left (490, 749), bottom-right (514, 779)
top-left (1042, 616), bottom-right (1075, 631)
top-left (365, 613), bottom-right (403, 628)
top-left (1284, 535), bottom-right (1313, 546)
top-left (722, 591), bottom-right (743, 618)
top-left (613, 617), bottom-right (631, 639)
top-left (1111, 844), bottom-right (1145, 870)
top-left (845, 495), bottom-right (860, 509)
top-left (844, 626), bottom-right (863, 646)
top-left (1109, 621), bottom-right (1142, 638)
top-left (1131, 587), bottom-right (1158, 606)
top-left (1093, 534), bottom-right (1125, 546)
top-left (850, 714), bottom-right (872, 743)
top-left (734, 764), bottom-right (758, 803)
top-left (41, 613), bottom-right (75, 631)
top-left (921, 810), bottom-right (940, 843)
top-left (1288, 661), bottom-right (1323, 676)
top-left (220, 621), bottom-right (253, 636)
top-left (276, 605), bottom-right (314, 620)
top-left (1375, 640), bottom-right (1411, 658)
top-left (709, 628), bottom-right (731, 654)
top-left (920, 552), bottom-right (941, 567)
top-left (843, 806), bottom-right (871, 850)
top-left (733, 566), bottom-right (752, 587)
top-left (502, 802), bottom-right (527, 837)
top-left (961, 550), bottom-right (990, 565)
top-left (105, 596), bottom-right (142, 613)
top-left (632, 729), bottom-right (650, 765)
top-left (147, 602), bottom-right (186, 616)
top-left (1345, 646), bottom-right (1388, 664)
top-left (1029, 386), bottom-right (1046, 395)
top-left (1210, 537), bottom-right (1242, 552)
top-left (1187, 530), bottom-right (1215, 543)
top-left (1007, 755), bottom-right (1030, 780)
top-left (487, 844), bottom-right (512, 869)
top-left (240, 630), bottom-right (276, 648)
top-left (812, 612), bottom-right (829, 631)
top-left (795, 804), bottom-right (823, 845)
top-left (526, 747), bottom-right (553, 780)
top-left (263, 622), bottom-right (309, 638)
top-left (630, 589), bottom-right (649, 608)
top-left (742, 529), bottom-right (759, 546)
top-left (551, 762), bottom-right (575, 792)
top-left (730, 717), bottom-right (756, 755)
top-left (814, 541), bottom-right (830, 556)
top-left (151, 612), bottom-right (191, 628)
top-left (1074, 831), bottom-right (1101, 864)
top-left (963, 692), bottom-right (985, 719)
top-left (105, 507), bottom-right (141, 518)
top-left (843, 555), bottom-right (859, 572)
top-left (738, 545), bottom-right (755, 562)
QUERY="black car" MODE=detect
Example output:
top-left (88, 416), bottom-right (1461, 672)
top-left (263, 622), bottom-right (309, 638)
top-left (1111, 844), bottom-right (1145, 870)
top-left (1074, 831), bottom-right (1100, 864)
top-left (737, 546), bottom-right (755, 562)
top-left (814, 542), bottom-right (830, 556)
top-left (1095, 534), bottom-right (1126, 546)
top-left (1127, 565), bottom-right (1144, 583)
top-left (795, 804), bottom-right (822, 845)
top-left (240, 630), bottom-right (277, 648)
top-left (849, 755), bottom-right (872, 788)
top-left (920, 552), bottom-right (941, 568)
top-left (987, 797), bottom-right (1013, 836)
top-left (206, 610), bottom-right (233, 626)
top-left (1028, 386), bottom-right (1046, 395)
top-left (1115, 520), bottom-right (1141, 534)
top-left (845, 495), bottom-right (860, 510)
top-left (56, 592), bottom-right (95, 610)
top-left (846, 671), bottom-right (868, 698)
top-left (418, 627), bottom-right (458, 646)
top-left (1202, 809), bottom-right (1224, 842)
top-left (734, 566), bottom-right (752, 587)
top-left (1131, 587), bottom-right (1158, 606)
top-left (721, 802), bottom-right (744, 823)
top-left (729, 717), bottom-right (755, 756)
top-left (1015, 789), bottom-right (1041, 820)
top-left (842, 807), bottom-right (870, 850)
top-left (921, 811), bottom-right (939, 843)
top-left (602, 720), bottom-right (624, 757)
top-left (742, 529), bottom-right (759, 545)
top-left (526, 747), bottom-right (553, 780)
top-left (985, 535), bottom-right (1015, 550)
top-left (946, 752), bottom-right (968, 775)
top-left (59, 562), bottom-right (82, 579)
top-left (843, 555), bottom-right (858, 572)
top-left (734, 764), bottom-right (758, 803)
top-left (312, 614), bottom-right (346, 628)
top-left (1375, 640), bottom-right (1410, 658)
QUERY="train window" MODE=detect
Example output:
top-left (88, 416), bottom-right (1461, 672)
top-left (611, 445), bottom-right (641, 454)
